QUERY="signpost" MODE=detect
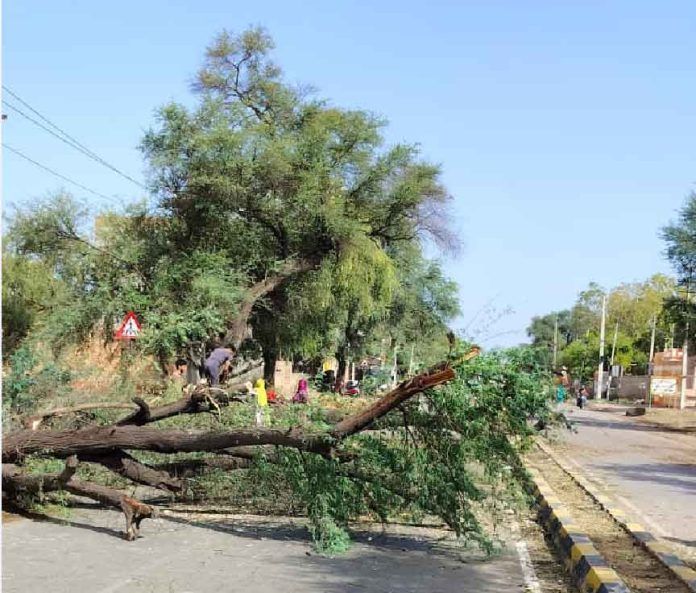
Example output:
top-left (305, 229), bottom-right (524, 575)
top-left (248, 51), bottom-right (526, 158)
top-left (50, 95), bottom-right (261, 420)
top-left (114, 311), bottom-right (141, 340)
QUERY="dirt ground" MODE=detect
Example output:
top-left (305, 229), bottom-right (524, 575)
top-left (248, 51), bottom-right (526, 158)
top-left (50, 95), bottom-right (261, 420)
top-left (637, 407), bottom-right (696, 432)
top-left (1, 506), bottom-right (541, 593)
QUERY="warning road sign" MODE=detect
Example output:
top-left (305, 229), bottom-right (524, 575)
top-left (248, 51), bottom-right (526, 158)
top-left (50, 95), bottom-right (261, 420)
top-left (114, 311), bottom-right (142, 340)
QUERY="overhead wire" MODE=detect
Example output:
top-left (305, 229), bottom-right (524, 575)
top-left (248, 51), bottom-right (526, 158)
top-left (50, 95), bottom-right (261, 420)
top-left (2, 85), bottom-right (147, 190)
top-left (3, 143), bottom-right (113, 201)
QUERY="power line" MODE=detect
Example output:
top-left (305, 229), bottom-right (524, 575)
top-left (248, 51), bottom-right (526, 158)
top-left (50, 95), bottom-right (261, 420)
top-left (3, 143), bottom-right (113, 201)
top-left (2, 85), bottom-right (147, 190)
top-left (3, 101), bottom-right (96, 160)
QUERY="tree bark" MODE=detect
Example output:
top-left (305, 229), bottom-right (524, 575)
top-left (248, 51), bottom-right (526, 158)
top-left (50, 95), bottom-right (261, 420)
top-left (80, 450), bottom-right (183, 493)
top-left (223, 259), bottom-right (316, 349)
top-left (2, 425), bottom-right (329, 463)
top-left (335, 347), bottom-right (347, 392)
top-left (262, 347), bottom-right (278, 385)
top-left (331, 367), bottom-right (455, 439)
top-left (23, 403), bottom-right (138, 430)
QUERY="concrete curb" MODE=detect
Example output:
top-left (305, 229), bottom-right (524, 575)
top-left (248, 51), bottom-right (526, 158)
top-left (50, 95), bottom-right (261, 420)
top-left (536, 439), bottom-right (696, 593)
top-left (525, 467), bottom-right (631, 593)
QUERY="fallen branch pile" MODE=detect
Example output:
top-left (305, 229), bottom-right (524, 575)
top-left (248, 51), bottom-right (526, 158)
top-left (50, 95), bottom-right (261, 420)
top-left (2, 362), bottom-right (462, 540)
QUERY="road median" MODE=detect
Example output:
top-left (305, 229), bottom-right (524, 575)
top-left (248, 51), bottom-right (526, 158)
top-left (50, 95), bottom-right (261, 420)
top-left (536, 438), bottom-right (696, 593)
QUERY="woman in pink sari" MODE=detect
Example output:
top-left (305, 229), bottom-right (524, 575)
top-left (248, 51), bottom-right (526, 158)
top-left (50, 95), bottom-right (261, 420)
top-left (292, 378), bottom-right (309, 404)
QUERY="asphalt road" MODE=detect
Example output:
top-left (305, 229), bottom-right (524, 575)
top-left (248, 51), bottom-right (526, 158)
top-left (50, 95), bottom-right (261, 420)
top-left (556, 405), bottom-right (696, 553)
top-left (1, 508), bottom-right (537, 593)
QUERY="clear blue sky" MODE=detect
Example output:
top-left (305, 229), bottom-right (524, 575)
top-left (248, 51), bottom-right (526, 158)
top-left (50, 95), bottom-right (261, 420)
top-left (3, 1), bottom-right (696, 346)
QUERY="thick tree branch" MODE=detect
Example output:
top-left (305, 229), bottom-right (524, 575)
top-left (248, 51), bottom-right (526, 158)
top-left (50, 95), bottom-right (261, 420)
top-left (79, 450), bottom-right (183, 493)
top-left (23, 403), bottom-right (139, 430)
top-left (3, 363), bottom-right (459, 464)
top-left (2, 457), bottom-right (153, 540)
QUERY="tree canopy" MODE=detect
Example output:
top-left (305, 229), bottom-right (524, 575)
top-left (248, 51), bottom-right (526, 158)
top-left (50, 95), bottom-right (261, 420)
top-left (3, 26), bottom-right (460, 384)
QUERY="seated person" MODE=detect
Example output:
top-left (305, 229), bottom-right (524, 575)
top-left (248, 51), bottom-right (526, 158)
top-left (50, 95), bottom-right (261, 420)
top-left (292, 378), bottom-right (309, 404)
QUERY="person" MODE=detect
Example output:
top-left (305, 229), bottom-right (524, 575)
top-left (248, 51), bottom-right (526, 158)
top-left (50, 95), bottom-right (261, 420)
top-left (254, 378), bottom-right (268, 407)
top-left (267, 387), bottom-right (278, 405)
top-left (555, 366), bottom-right (569, 403)
top-left (254, 378), bottom-right (269, 426)
top-left (293, 378), bottom-right (309, 404)
top-left (173, 358), bottom-right (187, 377)
top-left (576, 386), bottom-right (588, 409)
top-left (203, 345), bottom-right (236, 387)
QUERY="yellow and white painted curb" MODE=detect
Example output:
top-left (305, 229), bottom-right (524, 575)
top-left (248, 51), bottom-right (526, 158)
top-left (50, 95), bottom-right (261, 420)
top-left (526, 467), bottom-right (631, 593)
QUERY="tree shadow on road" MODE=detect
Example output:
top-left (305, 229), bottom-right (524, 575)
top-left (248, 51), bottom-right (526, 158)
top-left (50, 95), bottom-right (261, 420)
top-left (595, 461), bottom-right (696, 494)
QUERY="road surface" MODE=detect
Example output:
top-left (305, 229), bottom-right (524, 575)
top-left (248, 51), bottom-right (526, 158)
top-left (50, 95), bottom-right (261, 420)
top-left (554, 405), bottom-right (696, 554)
top-left (1, 506), bottom-right (565, 593)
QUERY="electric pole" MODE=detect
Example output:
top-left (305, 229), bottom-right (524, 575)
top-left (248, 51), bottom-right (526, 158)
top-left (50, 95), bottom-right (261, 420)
top-left (610, 322), bottom-right (618, 367)
top-left (649, 315), bottom-right (656, 366)
top-left (680, 276), bottom-right (691, 410)
top-left (553, 316), bottom-right (559, 368)
top-left (597, 295), bottom-right (607, 400)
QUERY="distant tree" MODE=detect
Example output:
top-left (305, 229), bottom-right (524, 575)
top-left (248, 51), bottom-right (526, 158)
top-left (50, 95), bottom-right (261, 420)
top-left (526, 310), bottom-right (572, 348)
top-left (661, 193), bottom-right (696, 345)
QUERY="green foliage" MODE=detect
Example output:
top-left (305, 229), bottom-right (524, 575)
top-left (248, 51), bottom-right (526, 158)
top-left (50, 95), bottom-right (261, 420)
top-left (190, 344), bottom-right (553, 552)
top-left (528, 275), bottom-right (676, 374)
top-left (2, 345), bottom-right (72, 416)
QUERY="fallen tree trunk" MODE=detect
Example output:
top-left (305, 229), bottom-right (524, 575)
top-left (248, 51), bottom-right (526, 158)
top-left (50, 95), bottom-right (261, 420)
top-left (3, 425), bottom-right (328, 463)
top-left (116, 386), bottom-right (248, 427)
top-left (2, 457), bottom-right (153, 540)
top-left (4, 366), bottom-right (456, 463)
top-left (3, 359), bottom-right (465, 540)
top-left (79, 450), bottom-right (183, 493)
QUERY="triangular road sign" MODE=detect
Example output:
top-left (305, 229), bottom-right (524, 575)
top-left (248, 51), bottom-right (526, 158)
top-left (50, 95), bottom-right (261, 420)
top-left (114, 311), bottom-right (142, 340)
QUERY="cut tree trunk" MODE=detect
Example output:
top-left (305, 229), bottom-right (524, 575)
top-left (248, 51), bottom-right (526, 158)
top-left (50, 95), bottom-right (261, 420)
top-left (2, 425), bottom-right (329, 463)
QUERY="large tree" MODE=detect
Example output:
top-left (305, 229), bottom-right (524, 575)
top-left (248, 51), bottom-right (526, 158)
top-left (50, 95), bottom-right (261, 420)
top-left (5, 28), bottom-right (458, 379)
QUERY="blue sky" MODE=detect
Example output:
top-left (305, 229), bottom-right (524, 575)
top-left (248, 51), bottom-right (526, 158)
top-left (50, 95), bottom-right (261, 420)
top-left (3, 1), bottom-right (695, 346)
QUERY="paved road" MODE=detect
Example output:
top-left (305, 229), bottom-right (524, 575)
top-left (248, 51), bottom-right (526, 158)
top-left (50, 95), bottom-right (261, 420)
top-left (2, 508), bottom-right (534, 593)
top-left (555, 405), bottom-right (696, 552)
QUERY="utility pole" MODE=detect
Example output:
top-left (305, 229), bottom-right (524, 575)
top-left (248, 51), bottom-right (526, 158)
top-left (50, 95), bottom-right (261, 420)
top-left (552, 316), bottom-right (559, 368)
top-left (648, 315), bottom-right (657, 409)
top-left (649, 316), bottom-right (657, 365)
top-left (610, 322), bottom-right (619, 367)
top-left (597, 295), bottom-right (607, 400)
top-left (680, 276), bottom-right (691, 410)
